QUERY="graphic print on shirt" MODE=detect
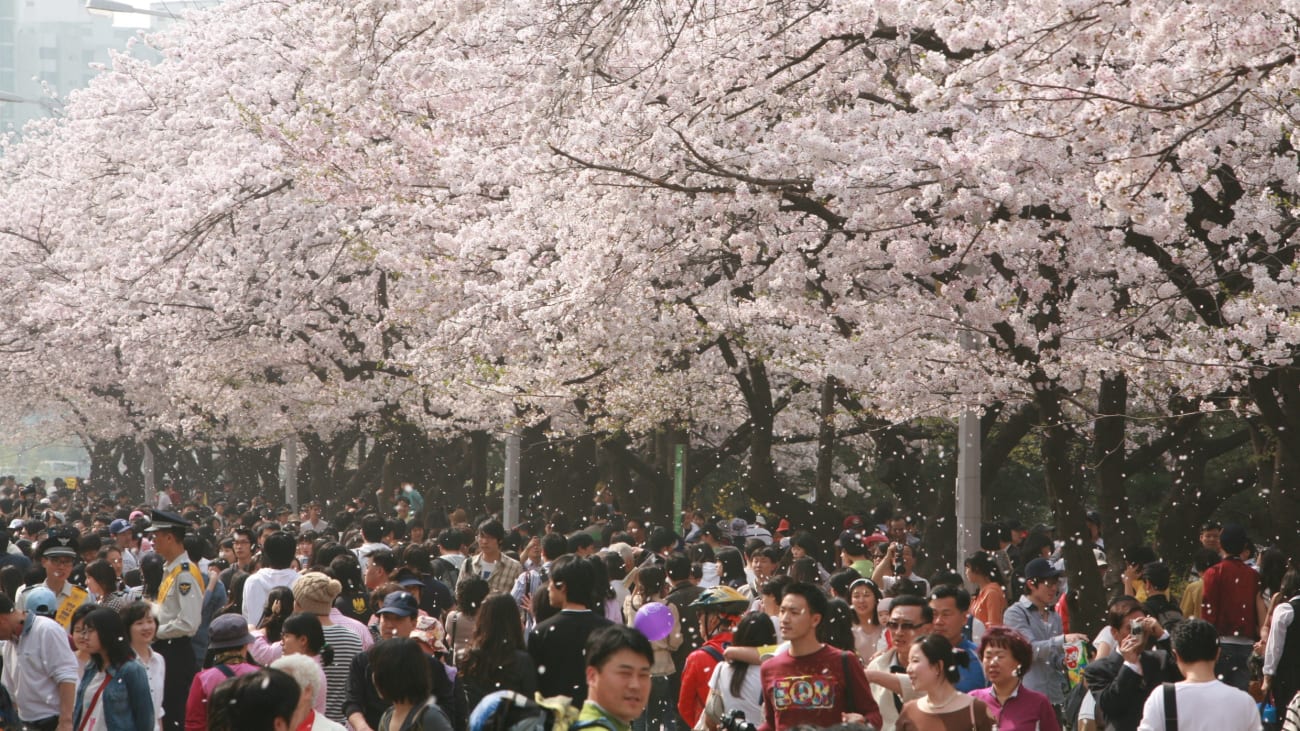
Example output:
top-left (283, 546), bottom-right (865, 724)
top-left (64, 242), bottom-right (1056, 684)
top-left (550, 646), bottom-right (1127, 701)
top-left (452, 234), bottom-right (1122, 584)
top-left (771, 674), bottom-right (836, 710)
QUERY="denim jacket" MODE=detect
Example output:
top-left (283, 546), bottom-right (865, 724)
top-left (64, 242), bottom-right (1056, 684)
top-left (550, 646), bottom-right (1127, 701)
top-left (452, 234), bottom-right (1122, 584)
top-left (72, 658), bottom-right (154, 731)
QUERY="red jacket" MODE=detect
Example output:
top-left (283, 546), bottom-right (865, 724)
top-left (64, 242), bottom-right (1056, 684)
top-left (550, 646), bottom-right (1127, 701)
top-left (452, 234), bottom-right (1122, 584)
top-left (678, 630), bottom-right (733, 727)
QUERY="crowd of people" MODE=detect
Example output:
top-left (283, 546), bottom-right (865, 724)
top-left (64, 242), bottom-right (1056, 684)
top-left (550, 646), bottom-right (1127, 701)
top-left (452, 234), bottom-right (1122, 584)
top-left (0, 478), bottom-right (1292, 731)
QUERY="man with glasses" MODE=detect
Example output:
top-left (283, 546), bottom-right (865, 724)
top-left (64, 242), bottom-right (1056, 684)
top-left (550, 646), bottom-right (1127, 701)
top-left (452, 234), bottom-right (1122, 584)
top-left (219, 527), bottom-right (257, 591)
top-left (1004, 558), bottom-right (1089, 716)
top-left (864, 594), bottom-right (932, 731)
top-left (15, 532), bottom-right (90, 628)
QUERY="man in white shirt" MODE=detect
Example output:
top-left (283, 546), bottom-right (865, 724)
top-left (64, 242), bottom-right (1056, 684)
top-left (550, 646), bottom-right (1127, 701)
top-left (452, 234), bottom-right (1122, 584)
top-left (300, 501), bottom-right (330, 533)
top-left (0, 591), bottom-right (79, 731)
top-left (1137, 618), bottom-right (1261, 731)
top-left (242, 532), bottom-right (302, 625)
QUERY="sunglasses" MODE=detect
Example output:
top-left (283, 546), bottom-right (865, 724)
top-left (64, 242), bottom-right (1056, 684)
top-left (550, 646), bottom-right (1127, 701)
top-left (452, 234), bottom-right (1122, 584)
top-left (886, 620), bottom-right (924, 631)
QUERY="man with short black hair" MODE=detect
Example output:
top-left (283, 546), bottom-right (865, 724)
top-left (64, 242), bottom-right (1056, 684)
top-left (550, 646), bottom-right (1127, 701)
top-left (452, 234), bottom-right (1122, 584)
top-left (430, 528), bottom-right (468, 589)
top-left (355, 515), bottom-right (389, 573)
top-left (460, 519), bottom-right (523, 596)
top-left (578, 624), bottom-right (655, 731)
top-left (759, 582), bottom-right (880, 731)
top-left (1135, 619), bottom-right (1260, 731)
top-left (1142, 562), bottom-right (1183, 630)
top-left (1200, 524), bottom-right (1261, 691)
top-left (513, 532), bottom-right (569, 632)
top-left (241, 531), bottom-right (300, 625)
top-left (864, 594), bottom-right (932, 731)
top-left (928, 585), bottom-right (986, 691)
top-left (528, 554), bottom-right (613, 706)
top-left (1084, 599), bottom-right (1180, 731)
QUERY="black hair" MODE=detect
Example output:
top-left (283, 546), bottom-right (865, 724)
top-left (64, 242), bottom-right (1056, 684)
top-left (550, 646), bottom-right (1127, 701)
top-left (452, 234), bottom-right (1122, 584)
top-left (781, 581), bottom-right (829, 620)
top-left (85, 559), bottom-right (118, 595)
top-left (585, 623), bottom-right (654, 669)
top-left (371, 638), bottom-right (432, 704)
top-left (602, 551), bottom-right (626, 582)
top-left (640, 527), bottom-right (673, 554)
top-left (455, 576), bottom-right (490, 618)
top-left (477, 519), bottom-right (506, 542)
top-left (360, 516), bottom-right (386, 544)
top-left (888, 593), bottom-right (934, 623)
top-left (1106, 595), bottom-right (1143, 630)
top-left (118, 601), bottom-right (155, 632)
top-left (819, 598), bottom-right (856, 651)
top-left (208, 668), bottom-right (299, 731)
top-left (1219, 525), bottom-right (1247, 555)
top-left (85, 607), bottom-right (133, 668)
top-left (541, 533), bottom-right (568, 562)
top-left (912, 633), bottom-right (969, 684)
top-left (1258, 549), bottom-right (1287, 597)
top-left (438, 528), bottom-right (465, 551)
top-left (828, 569), bottom-right (863, 600)
top-left (257, 532), bottom-right (293, 570)
top-left (964, 551), bottom-right (1003, 585)
top-left (1171, 618), bottom-right (1220, 663)
top-left (847, 578), bottom-right (881, 626)
top-left (715, 547), bottom-right (748, 587)
top-left (929, 585), bottom-right (971, 613)
top-left (549, 554), bottom-right (595, 608)
top-left (728, 612), bottom-right (777, 696)
top-left (329, 555), bottom-right (365, 593)
top-left (1143, 562), bottom-right (1172, 591)
top-left (257, 586), bottom-right (296, 642)
top-left (369, 550), bottom-right (397, 574)
top-left (687, 542), bottom-right (715, 565)
top-left (462, 594), bottom-right (526, 682)
top-left (788, 557), bottom-right (819, 585)
top-left (761, 574), bottom-right (792, 599)
top-left (282, 611), bottom-right (333, 665)
top-left (567, 532), bottom-right (596, 554)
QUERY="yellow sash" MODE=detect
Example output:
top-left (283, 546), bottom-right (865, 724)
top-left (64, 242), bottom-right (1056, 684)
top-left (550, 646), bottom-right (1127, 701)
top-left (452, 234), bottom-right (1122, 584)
top-left (157, 562), bottom-right (204, 604)
top-left (53, 586), bottom-right (88, 630)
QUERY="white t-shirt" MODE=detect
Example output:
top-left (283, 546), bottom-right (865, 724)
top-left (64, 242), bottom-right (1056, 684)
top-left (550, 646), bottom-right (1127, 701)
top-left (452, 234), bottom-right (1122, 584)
top-left (479, 559), bottom-right (497, 580)
top-left (137, 649), bottom-right (167, 726)
top-left (709, 659), bottom-right (764, 726)
top-left (1136, 680), bottom-right (1262, 731)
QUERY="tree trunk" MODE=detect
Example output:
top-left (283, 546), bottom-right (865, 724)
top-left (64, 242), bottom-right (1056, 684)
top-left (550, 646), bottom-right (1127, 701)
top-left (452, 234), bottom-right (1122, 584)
top-left (1094, 372), bottom-right (1139, 592)
top-left (1036, 385), bottom-right (1106, 636)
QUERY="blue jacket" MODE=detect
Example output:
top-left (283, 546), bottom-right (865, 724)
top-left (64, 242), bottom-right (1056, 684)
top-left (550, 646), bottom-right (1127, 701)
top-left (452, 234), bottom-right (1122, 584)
top-left (73, 658), bottom-right (154, 731)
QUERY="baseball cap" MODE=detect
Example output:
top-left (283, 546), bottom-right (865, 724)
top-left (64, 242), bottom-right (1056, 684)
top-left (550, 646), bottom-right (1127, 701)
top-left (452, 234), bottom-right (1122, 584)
top-left (109, 519), bottom-right (132, 535)
top-left (1024, 557), bottom-right (1063, 581)
top-left (375, 591), bottom-right (419, 618)
top-left (24, 587), bottom-right (57, 617)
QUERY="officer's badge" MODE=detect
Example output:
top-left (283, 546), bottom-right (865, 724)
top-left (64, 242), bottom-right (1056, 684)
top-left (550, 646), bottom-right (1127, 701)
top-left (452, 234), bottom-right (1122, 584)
top-left (179, 582), bottom-right (193, 595)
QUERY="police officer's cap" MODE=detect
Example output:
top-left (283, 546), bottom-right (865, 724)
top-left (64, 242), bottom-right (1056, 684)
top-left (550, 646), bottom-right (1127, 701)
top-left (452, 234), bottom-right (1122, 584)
top-left (143, 509), bottom-right (189, 534)
top-left (36, 532), bottom-right (79, 558)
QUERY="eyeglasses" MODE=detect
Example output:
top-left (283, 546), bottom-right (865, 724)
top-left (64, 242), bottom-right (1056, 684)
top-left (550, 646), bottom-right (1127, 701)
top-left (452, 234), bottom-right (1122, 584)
top-left (885, 620), bottom-right (924, 631)
top-left (75, 627), bottom-right (96, 637)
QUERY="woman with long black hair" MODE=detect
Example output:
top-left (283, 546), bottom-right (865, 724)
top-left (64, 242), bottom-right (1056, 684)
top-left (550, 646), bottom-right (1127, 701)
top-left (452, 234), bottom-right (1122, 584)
top-left (700, 612), bottom-right (775, 731)
top-left (458, 594), bottom-right (536, 713)
top-left (73, 607), bottom-right (154, 731)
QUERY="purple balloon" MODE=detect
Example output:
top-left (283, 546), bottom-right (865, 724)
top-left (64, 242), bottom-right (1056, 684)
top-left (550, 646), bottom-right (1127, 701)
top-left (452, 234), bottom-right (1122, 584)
top-left (634, 601), bottom-right (674, 641)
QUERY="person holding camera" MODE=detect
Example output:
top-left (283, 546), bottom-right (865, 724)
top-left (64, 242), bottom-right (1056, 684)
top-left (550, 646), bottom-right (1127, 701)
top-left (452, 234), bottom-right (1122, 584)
top-left (871, 543), bottom-right (930, 598)
top-left (1082, 597), bottom-right (1181, 731)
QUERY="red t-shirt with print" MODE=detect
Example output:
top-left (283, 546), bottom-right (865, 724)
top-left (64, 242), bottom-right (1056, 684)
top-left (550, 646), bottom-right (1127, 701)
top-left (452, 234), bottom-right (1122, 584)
top-left (758, 644), bottom-right (881, 731)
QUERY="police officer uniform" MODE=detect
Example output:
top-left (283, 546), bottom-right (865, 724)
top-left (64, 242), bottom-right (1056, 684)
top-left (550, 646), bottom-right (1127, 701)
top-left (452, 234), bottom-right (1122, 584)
top-left (14, 533), bottom-right (91, 629)
top-left (145, 510), bottom-right (203, 731)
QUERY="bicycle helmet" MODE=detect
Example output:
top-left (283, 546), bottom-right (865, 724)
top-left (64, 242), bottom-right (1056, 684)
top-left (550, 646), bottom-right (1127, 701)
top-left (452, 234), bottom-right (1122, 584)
top-left (689, 585), bottom-right (750, 615)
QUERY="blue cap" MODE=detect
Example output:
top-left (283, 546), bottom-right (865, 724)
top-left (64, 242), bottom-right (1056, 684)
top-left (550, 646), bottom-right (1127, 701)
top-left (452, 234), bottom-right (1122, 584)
top-left (109, 519), bottom-right (132, 535)
top-left (25, 587), bottom-right (57, 617)
top-left (375, 591), bottom-right (419, 618)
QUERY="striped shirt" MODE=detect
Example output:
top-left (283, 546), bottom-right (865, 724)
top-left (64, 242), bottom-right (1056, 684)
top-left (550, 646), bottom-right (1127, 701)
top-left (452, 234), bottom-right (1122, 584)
top-left (321, 623), bottom-right (366, 723)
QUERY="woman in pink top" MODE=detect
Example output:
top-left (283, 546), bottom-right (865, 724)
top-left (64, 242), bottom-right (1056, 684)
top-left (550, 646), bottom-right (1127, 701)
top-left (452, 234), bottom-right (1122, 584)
top-left (185, 614), bottom-right (260, 731)
top-left (967, 627), bottom-right (1060, 731)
